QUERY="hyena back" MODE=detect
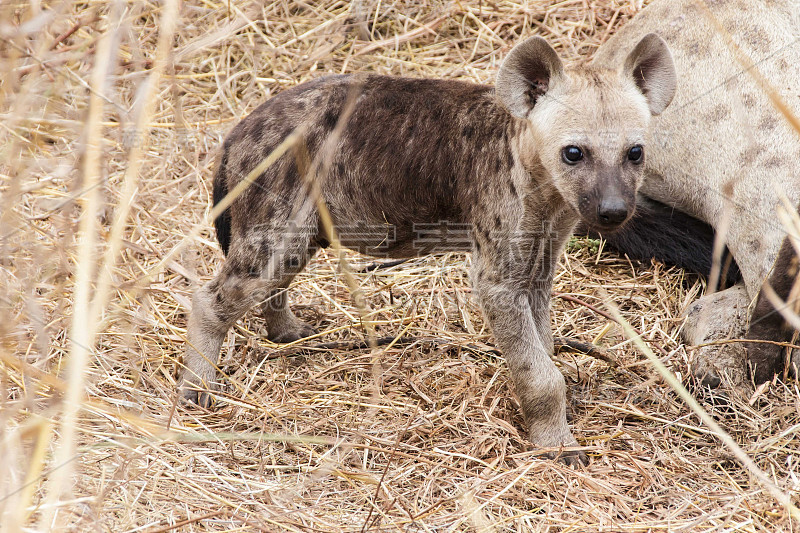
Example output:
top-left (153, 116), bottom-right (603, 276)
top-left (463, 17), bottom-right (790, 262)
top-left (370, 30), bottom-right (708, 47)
top-left (181, 35), bottom-right (677, 465)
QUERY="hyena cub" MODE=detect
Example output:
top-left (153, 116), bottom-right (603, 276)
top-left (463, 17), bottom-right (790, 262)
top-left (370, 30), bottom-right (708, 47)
top-left (181, 34), bottom-right (676, 464)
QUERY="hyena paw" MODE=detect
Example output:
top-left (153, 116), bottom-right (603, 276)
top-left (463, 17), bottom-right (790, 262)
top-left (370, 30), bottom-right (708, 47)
top-left (681, 285), bottom-right (749, 388)
top-left (179, 379), bottom-right (217, 409)
top-left (267, 319), bottom-right (316, 344)
top-left (529, 425), bottom-right (588, 466)
top-left (689, 343), bottom-right (747, 389)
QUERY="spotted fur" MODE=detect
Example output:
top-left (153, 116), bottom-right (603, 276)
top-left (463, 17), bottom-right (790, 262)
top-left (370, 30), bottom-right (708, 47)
top-left (594, 0), bottom-right (800, 387)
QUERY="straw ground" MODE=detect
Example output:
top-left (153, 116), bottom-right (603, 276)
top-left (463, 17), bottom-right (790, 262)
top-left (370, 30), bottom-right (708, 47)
top-left (1, 0), bottom-right (799, 530)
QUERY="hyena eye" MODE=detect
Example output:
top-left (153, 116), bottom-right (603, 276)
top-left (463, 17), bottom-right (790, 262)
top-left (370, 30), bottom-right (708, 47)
top-left (628, 145), bottom-right (644, 163)
top-left (561, 146), bottom-right (583, 164)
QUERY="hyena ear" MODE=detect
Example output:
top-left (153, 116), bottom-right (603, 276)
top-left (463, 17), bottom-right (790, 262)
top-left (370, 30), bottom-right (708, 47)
top-left (623, 33), bottom-right (677, 116)
top-left (496, 36), bottom-right (564, 119)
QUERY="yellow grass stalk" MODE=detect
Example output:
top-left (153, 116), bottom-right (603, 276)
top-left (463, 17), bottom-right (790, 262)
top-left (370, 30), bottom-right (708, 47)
top-left (36, 1), bottom-right (179, 527)
top-left (35, 25), bottom-right (116, 530)
top-left (604, 293), bottom-right (800, 521)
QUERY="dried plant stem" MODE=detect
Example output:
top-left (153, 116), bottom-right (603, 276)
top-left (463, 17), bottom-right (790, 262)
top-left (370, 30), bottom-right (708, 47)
top-left (604, 293), bottom-right (800, 521)
top-left (89, 0), bottom-right (181, 329)
top-left (36, 25), bottom-right (116, 531)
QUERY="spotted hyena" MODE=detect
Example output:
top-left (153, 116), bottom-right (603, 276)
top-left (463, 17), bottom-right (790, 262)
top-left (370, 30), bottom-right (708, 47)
top-left (180, 34), bottom-right (677, 464)
top-left (589, 0), bottom-right (800, 387)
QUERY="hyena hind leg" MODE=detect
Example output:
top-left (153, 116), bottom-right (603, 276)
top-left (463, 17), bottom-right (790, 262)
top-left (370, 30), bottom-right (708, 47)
top-left (181, 227), bottom-right (316, 407)
top-left (681, 284), bottom-right (750, 388)
top-left (257, 259), bottom-right (317, 344)
top-left (181, 266), bottom-right (267, 407)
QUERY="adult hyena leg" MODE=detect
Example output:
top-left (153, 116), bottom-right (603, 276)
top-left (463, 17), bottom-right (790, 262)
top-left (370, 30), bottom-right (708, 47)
top-left (181, 222), bottom-right (315, 407)
top-left (471, 252), bottom-right (585, 465)
top-left (681, 284), bottom-right (750, 387)
top-left (745, 236), bottom-right (800, 383)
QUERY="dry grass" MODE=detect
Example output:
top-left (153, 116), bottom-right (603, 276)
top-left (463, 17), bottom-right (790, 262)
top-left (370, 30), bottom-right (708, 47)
top-left (1, 0), bottom-right (799, 530)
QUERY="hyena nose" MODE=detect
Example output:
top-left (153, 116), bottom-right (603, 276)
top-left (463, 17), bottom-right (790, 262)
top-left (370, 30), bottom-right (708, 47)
top-left (597, 197), bottom-right (628, 226)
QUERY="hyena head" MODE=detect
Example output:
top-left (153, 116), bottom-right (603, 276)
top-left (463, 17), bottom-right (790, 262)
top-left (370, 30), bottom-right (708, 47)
top-left (497, 34), bottom-right (677, 231)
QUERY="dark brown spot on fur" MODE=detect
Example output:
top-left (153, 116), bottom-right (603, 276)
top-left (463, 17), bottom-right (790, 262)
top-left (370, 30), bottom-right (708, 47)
top-left (744, 27), bottom-right (770, 53)
top-left (706, 104), bottom-right (729, 122)
top-left (764, 155), bottom-right (783, 168)
top-left (279, 157), bottom-right (300, 190)
top-left (758, 115), bottom-right (778, 131)
top-left (323, 109), bottom-right (339, 131)
top-left (687, 41), bottom-right (707, 57)
top-left (738, 145), bottom-right (760, 165)
top-left (247, 123), bottom-right (264, 143)
top-left (239, 151), bottom-right (259, 174)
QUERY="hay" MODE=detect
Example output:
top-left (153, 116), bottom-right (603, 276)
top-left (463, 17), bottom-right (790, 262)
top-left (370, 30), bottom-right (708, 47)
top-left (1, 0), bottom-right (798, 530)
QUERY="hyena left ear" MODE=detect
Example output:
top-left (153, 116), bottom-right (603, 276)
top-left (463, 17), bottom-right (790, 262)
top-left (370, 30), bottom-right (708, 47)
top-left (623, 33), bottom-right (677, 116)
top-left (496, 36), bottom-right (564, 119)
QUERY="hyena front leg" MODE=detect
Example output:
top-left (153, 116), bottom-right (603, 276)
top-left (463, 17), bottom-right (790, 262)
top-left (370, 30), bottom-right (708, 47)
top-left (471, 250), bottom-right (586, 465)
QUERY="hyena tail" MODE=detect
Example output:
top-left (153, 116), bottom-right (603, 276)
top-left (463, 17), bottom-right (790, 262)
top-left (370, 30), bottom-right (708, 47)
top-left (576, 195), bottom-right (743, 288)
top-left (212, 150), bottom-right (232, 256)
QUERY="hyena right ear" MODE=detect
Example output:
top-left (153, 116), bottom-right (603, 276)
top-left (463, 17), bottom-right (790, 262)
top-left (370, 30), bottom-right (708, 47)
top-left (623, 33), bottom-right (677, 116)
top-left (496, 36), bottom-right (564, 119)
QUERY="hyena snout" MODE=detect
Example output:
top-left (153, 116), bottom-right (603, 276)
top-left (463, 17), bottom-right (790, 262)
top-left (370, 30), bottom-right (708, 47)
top-left (597, 195), bottom-right (630, 227)
top-left (580, 189), bottom-right (636, 231)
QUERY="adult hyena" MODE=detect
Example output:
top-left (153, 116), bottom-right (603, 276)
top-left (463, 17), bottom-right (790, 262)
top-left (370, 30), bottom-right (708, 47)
top-left (181, 34), bottom-right (677, 464)
top-left (591, 0), bottom-right (800, 387)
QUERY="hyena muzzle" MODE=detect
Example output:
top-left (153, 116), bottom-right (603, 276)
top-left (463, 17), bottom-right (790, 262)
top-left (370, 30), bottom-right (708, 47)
top-left (180, 34), bottom-right (677, 465)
